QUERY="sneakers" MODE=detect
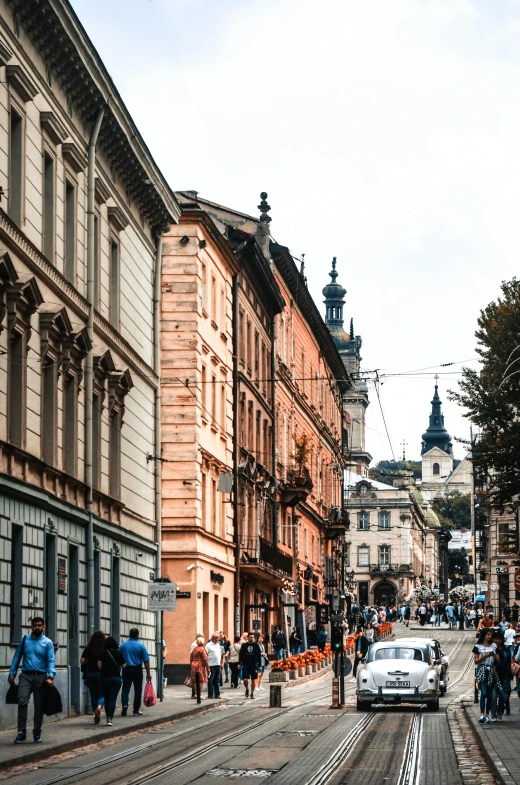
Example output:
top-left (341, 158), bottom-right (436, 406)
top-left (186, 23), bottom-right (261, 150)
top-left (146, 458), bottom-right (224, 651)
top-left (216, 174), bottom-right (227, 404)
top-left (94, 708), bottom-right (101, 724)
top-left (106, 720), bottom-right (113, 727)
top-left (491, 717), bottom-right (497, 723)
top-left (14, 732), bottom-right (26, 744)
top-left (497, 715), bottom-right (503, 721)
top-left (133, 710), bottom-right (143, 716)
top-left (478, 716), bottom-right (486, 723)
top-left (33, 733), bottom-right (42, 743)
top-left (484, 717), bottom-right (492, 724)
top-left (121, 706), bottom-right (128, 717)
top-left (250, 693), bottom-right (255, 699)
top-left (245, 688), bottom-right (249, 698)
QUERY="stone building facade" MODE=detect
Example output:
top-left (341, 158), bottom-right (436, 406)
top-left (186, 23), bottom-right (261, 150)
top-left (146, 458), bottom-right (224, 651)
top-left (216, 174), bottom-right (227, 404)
top-left (0, 0), bottom-right (178, 727)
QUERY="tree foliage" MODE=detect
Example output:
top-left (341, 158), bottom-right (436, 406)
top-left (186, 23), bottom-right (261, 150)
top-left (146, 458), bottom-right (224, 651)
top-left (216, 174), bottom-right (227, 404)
top-left (432, 492), bottom-right (471, 530)
top-left (371, 460), bottom-right (422, 484)
top-left (450, 278), bottom-right (520, 511)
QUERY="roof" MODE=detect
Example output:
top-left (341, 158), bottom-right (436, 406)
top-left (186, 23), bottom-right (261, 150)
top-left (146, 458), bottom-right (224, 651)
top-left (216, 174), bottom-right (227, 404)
top-left (344, 470), bottom-right (394, 490)
top-left (7, 0), bottom-right (180, 231)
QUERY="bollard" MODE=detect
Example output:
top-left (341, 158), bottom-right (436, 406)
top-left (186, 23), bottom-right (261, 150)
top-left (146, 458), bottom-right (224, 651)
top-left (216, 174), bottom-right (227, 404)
top-left (270, 684), bottom-right (282, 708)
top-left (330, 676), bottom-right (342, 709)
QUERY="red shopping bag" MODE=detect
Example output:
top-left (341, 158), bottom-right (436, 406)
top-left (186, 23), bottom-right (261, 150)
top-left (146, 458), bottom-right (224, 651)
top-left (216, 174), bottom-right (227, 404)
top-left (143, 680), bottom-right (156, 707)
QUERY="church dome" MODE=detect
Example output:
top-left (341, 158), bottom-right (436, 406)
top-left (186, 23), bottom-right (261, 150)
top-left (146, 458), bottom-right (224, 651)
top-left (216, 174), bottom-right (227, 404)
top-left (421, 384), bottom-right (452, 455)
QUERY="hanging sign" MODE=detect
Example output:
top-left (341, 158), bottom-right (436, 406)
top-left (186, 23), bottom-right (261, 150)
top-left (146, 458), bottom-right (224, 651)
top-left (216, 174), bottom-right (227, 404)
top-left (148, 582), bottom-right (176, 611)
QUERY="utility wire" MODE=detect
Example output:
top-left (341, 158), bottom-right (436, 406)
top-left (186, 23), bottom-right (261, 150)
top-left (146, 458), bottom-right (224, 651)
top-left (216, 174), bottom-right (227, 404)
top-left (374, 371), bottom-right (396, 463)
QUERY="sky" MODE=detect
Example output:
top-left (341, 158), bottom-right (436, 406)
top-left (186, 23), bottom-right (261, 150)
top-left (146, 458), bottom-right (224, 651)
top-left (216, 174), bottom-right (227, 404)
top-left (70, 0), bottom-right (520, 464)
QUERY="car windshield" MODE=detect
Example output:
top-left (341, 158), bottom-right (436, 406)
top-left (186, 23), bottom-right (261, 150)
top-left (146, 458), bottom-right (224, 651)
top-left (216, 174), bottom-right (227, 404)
top-left (370, 647), bottom-right (425, 662)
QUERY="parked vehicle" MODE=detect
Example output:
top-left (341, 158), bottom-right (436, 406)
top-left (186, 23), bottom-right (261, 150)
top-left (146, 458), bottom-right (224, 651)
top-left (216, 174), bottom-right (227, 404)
top-left (356, 641), bottom-right (441, 711)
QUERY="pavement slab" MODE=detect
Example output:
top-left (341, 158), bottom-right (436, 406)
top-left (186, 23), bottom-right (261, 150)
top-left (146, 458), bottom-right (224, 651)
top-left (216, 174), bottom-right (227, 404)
top-left (463, 701), bottom-right (520, 785)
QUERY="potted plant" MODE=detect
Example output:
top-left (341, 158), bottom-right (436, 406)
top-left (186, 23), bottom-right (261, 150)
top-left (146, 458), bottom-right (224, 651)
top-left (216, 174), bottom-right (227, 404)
top-left (291, 433), bottom-right (311, 484)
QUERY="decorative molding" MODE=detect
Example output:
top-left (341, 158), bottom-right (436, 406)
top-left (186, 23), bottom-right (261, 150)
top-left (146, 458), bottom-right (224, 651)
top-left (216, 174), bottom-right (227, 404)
top-left (5, 64), bottom-right (38, 102)
top-left (62, 142), bottom-right (87, 174)
top-left (0, 38), bottom-right (13, 66)
top-left (40, 111), bottom-right (68, 145)
top-left (107, 205), bottom-right (129, 233)
top-left (95, 177), bottom-right (110, 205)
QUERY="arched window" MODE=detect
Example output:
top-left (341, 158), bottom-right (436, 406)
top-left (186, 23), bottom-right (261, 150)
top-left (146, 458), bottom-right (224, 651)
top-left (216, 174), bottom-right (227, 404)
top-left (433, 462), bottom-right (440, 476)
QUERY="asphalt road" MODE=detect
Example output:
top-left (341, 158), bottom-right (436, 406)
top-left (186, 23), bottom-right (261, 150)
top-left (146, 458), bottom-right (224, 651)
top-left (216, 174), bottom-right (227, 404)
top-left (0, 629), bottom-right (476, 785)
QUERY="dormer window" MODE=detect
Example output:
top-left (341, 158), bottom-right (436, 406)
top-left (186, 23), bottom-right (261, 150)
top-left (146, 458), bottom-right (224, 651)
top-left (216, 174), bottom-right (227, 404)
top-left (359, 483), bottom-right (368, 496)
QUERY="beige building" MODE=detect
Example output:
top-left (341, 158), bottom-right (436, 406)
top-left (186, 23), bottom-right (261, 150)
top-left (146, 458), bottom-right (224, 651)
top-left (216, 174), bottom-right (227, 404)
top-left (344, 472), bottom-right (440, 607)
top-left (0, 0), bottom-right (178, 726)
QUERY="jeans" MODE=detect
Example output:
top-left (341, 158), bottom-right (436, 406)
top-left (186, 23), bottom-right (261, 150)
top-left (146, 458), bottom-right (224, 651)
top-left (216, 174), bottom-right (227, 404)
top-left (435, 614), bottom-right (441, 626)
top-left (223, 660), bottom-right (229, 681)
top-left (290, 644), bottom-right (300, 656)
top-left (274, 647), bottom-right (284, 660)
top-left (18, 672), bottom-right (46, 734)
top-left (102, 676), bottom-right (122, 720)
top-left (229, 662), bottom-right (240, 688)
top-left (86, 671), bottom-right (105, 710)
top-left (478, 681), bottom-right (497, 717)
top-left (121, 665), bottom-right (144, 712)
top-left (497, 680), bottom-right (511, 714)
top-left (208, 665), bottom-right (221, 697)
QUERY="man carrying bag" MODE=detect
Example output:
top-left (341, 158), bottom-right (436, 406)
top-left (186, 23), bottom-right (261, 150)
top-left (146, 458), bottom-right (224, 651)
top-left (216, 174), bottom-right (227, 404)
top-left (8, 617), bottom-right (56, 744)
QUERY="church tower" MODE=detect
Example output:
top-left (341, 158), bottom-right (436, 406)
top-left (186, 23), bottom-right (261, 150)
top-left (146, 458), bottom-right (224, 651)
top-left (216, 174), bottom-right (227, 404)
top-left (323, 258), bottom-right (371, 476)
top-left (420, 380), bottom-right (453, 496)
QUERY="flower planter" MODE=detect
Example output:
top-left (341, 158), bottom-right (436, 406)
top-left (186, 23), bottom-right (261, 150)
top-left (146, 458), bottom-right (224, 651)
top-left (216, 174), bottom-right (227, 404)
top-left (298, 667), bottom-right (305, 677)
top-left (269, 671), bottom-right (289, 682)
top-left (305, 665), bottom-right (312, 676)
top-left (290, 669), bottom-right (298, 680)
top-left (312, 664), bottom-right (317, 673)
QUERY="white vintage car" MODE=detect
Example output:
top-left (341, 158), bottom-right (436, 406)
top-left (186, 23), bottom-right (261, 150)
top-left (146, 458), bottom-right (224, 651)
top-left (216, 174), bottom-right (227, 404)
top-left (398, 637), bottom-right (449, 695)
top-left (356, 641), bottom-right (441, 711)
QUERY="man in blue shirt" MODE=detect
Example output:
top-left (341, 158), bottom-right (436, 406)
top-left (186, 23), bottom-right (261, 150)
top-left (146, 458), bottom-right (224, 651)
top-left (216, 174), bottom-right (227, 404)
top-left (8, 616), bottom-right (56, 744)
top-left (119, 628), bottom-right (151, 716)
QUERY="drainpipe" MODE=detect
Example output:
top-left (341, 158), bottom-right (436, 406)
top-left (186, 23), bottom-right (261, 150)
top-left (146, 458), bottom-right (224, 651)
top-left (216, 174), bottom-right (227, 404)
top-left (271, 314), bottom-right (278, 546)
top-left (232, 274), bottom-right (240, 638)
top-left (153, 229), bottom-right (164, 699)
top-left (85, 106), bottom-right (105, 638)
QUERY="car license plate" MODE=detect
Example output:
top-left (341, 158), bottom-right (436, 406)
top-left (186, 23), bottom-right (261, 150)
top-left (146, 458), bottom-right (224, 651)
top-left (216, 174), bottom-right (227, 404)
top-left (386, 680), bottom-right (410, 687)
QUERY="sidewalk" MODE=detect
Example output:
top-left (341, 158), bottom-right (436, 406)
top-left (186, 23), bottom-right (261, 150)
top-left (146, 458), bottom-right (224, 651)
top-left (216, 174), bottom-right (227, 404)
top-left (0, 682), bottom-right (253, 772)
top-left (463, 699), bottom-right (520, 785)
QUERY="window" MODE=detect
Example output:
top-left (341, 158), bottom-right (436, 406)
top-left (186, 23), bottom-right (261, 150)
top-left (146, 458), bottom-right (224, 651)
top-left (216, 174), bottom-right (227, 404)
top-left (109, 407), bottom-right (122, 499)
top-left (358, 512), bottom-right (369, 531)
top-left (64, 181), bottom-right (76, 282)
top-left (248, 402), bottom-right (253, 451)
top-left (255, 411), bottom-right (261, 454)
top-left (433, 462), bottom-right (440, 476)
top-left (379, 511), bottom-right (390, 529)
top-left (63, 375), bottom-right (77, 476)
top-left (45, 533), bottom-right (57, 642)
top-left (214, 594), bottom-right (219, 630)
top-left (201, 365), bottom-right (207, 413)
top-left (93, 214), bottom-right (100, 309)
top-left (220, 288), bottom-right (225, 329)
top-left (301, 351), bottom-right (305, 395)
top-left (94, 549), bottom-right (101, 630)
top-left (9, 109), bottom-right (23, 226)
top-left (304, 528), bottom-right (308, 558)
top-left (261, 341), bottom-right (267, 395)
top-left (212, 478), bottom-right (217, 535)
top-left (109, 241), bottom-right (120, 328)
top-left (380, 545), bottom-right (390, 565)
top-left (10, 523), bottom-right (23, 644)
top-left (239, 310), bottom-right (245, 364)
top-left (358, 546), bottom-right (369, 567)
top-left (43, 153), bottom-right (55, 261)
top-left (246, 320), bottom-right (251, 370)
top-left (254, 331), bottom-right (259, 377)
top-left (110, 554), bottom-right (121, 641)
top-left (202, 472), bottom-right (208, 530)
top-left (42, 358), bottom-right (58, 465)
top-left (8, 330), bottom-right (25, 447)
top-left (220, 383), bottom-right (226, 431)
top-left (211, 374), bottom-right (217, 422)
top-left (211, 275), bottom-right (217, 324)
top-left (345, 544), bottom-right (351, 567)
top-left (92, 393), bottom-right (101, 490)
top-left (201, 263), bottom-right (207, 311)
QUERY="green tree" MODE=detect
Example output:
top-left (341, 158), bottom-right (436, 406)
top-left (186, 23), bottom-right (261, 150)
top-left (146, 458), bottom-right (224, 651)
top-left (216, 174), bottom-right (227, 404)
top-left (371, 460), bottom-right (422, 484)
top-left (432, 492), bottom-right (471, 530)
top-left (450, 278), bottom-right (520, 512)
top-left (447, 548), bottom-right (470, 584)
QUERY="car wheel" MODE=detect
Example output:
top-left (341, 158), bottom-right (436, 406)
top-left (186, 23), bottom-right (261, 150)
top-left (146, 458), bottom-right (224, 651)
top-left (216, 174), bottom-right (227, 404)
top-left (356, 698), bottom-right (371, 711)
top-left (426, 698), bottom-right (439, 712)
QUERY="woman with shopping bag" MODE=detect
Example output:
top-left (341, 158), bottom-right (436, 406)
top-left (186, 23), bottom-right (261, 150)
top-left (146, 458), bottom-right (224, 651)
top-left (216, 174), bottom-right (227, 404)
top-left (190, 636), bottom-right (210, 703)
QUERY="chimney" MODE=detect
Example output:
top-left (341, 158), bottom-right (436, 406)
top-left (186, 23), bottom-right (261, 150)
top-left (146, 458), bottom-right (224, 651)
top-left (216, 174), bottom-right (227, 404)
top-left (255, 191), bottom-right (271, 260)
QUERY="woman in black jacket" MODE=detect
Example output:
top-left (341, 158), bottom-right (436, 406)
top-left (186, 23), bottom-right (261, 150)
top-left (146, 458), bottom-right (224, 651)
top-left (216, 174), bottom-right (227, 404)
top-left (353, 628), bottom-right (369, 677)
top-left (98, 637), bottom-right (126, 726)
top-left (80, 631), bottom-right (106, 723)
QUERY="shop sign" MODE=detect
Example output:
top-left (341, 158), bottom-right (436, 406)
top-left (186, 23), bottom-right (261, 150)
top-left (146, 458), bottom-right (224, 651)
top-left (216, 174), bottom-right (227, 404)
top-left (210, 571), bottom-right (225, 584)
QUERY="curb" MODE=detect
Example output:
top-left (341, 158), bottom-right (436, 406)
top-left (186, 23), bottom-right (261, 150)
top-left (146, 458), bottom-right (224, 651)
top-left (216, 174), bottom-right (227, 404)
top-left (0, 701), bottom-right (221, 773)
top-left (461, 701), bottom-right (517, 785)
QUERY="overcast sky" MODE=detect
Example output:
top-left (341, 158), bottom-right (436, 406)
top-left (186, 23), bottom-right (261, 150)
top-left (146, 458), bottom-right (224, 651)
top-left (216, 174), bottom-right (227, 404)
top-left (70, 0), bottom-right (520, 464)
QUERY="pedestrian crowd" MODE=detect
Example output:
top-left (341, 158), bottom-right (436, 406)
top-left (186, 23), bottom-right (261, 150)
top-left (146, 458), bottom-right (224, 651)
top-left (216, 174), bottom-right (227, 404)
top-left (8, 617), bottom-right (157, 744)
top-left (473, 624), bottom-right (520, 723)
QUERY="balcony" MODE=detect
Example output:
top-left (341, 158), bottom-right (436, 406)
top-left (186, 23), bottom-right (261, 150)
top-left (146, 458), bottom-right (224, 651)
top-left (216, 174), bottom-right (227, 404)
top-left (240, 536), bottom-right (293, 578)
top-left (279, 465), bottom-right (313, 507)
top-left (369, 563), bottom-right (414, 576)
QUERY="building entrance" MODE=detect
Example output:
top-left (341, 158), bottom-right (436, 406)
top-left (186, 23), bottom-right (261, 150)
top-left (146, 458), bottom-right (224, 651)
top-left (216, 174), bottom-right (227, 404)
top-left (373, 581), bottom-right (397, 608)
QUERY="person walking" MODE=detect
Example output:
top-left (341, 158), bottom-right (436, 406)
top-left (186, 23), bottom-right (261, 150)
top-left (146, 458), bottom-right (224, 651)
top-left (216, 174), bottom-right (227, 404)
top-left (205, 632), bottom-right (224, 699)
top-left (220, 633), bottom-right (231, 684)
top-left (511, 602), bottom-right (519, 624)
top-left (228, 636), bottom-right (242, 688)
top-left (365, 622), bottom-right (375, 644)
top-left (289, 626), bottom-right (302, 656)
top-left (504, 623), bottom-right (516, 650)
top-left (477, 611), bottom-right (494, 633)
top-left (119, 628), bottom-right (151, 717)
top-left (492, 630), bottom-right (512, 719)
top-left (8, 616), bottom-right (56, 744)
top-left (271, 626), bottom-right (287, 660)
top-left (419, 603), bottom-right (427, 626)
top-left (513, 632), bottom-right (520, 700)
top-left (446, 603), bottom-right (456, 630)
top-left (239, 631), bottom-right (262, 699)
top-left (353, 627), bottom-right (369, 679)
top-left (403, 604), bottom-right (411, 628)
top-left (98, 636), bottom-right (126, 726)
top-left (473, 628), bottom-right (499, 724)
top-left (80, 630), bottom-right (106, 723)
top-left (190, 636), bottom-right (209, 701)
top-left (317, 625), bottom-right (328, 652)
top-left (257, 635), bottom-right (267, 691)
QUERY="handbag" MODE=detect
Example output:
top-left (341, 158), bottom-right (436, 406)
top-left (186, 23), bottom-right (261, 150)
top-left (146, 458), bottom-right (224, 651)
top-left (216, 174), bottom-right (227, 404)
top-left (143, 680), bottom-right (156, 707)
top-left (511, 660), bottom-right (520, 677)
top-left (5, 635), bottom-right (27, 705)
top-left (184, 676), bottom-right (193, 688)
